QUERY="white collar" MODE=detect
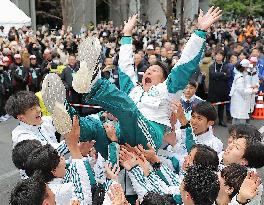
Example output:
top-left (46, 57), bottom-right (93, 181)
top-left (194, 129), bottom-right (213, 143)
top-left (19, 120), bottom-right (41, 131)
top-left (181, 95), bottom-right (198, 103)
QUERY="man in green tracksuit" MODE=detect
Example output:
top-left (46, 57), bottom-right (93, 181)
top-left (62, 8), bottom-right (221, 159)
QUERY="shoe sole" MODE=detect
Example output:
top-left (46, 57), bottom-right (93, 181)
top-left (52, 102), bottom-right (72, 135)
top-left (73, 37), bottom-right (102, 93)
top-left (42, 73), bottom-right (66, 113)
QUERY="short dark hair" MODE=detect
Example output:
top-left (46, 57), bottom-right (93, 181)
top-left (5, 91), bottom-right (39, 118)
top-left (141, 192), bottom-right (176, 205)
top-left (243, 141), bottom-right (264, 169)
top-left (25, 144), bottom-right (60, 182)
top-left (153, 61), bottom-right (169, 79)
top-left (235, 124), bottom-right (263, 143)
top-left (10, 176), bottom-right (48, 205)
top-left (183, 165), bottom-right (220, 205)
top-left (215, 49), bottom-right (224, 56)
top-left (192, 101), bottom-right (217, 122)
top-left (191, 144), bottom-right (219, 171)
top-left (12, 140), bottom-right (42, 170)
top-left (188, 80), bottom-right (198, 89)
top-left (235, 133), bottom-right (264, 168)
top-left (221, 163), bottom-right (247, 199)
top-left (235, 62), bottom-right (246, 73)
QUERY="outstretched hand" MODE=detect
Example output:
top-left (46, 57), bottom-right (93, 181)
top-left (197, 6), bottom-right (222, 31)
top-left (119, 148), bottom-right (138, 171)
top-left (237, 171), bottom-right (261, 204)
top-left (123, 14), bottom-right (139, 36)
top-left (64, 116), bottom-right (80, 146)
top-left (105, 162), bottom-right (120, 181)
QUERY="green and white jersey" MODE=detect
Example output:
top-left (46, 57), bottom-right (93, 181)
top-left (49, 158), bottom-right (93, 205)
top-left (118, 30), bottom-right (206, 127)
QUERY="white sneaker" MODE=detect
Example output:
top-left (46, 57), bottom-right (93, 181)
top-left (42, 73), bottom-right (66, 114)
top-left (52, 102), bottom-right (72, 135)
top-left (0, 116), bottom-right (5, 122)
top-left (72, 37), bottom-right (102, 94)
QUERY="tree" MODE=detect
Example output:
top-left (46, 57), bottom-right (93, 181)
top-left (159, 0), bottom-right (175, 40)
top-left (210, 0), bottom-right (264, 18)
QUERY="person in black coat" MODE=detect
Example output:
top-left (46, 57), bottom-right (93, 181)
top-left (9, 54), bottom-right (28, 93)
top-left (28, 55), bottom-right (41, 92)
top-left (208, 50), bottom-right (231, 127)
top-left (60, 54), bottom-right (82, 114)
top-left (0, 63), bottom-right (11, 118)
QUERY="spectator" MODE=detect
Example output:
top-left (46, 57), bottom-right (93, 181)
top-left (134, 53), bottom-right (148, 83)
top-left (28, 55), bottom-right (41, 92)
top-left (9, 54), bottom-right (28, 93)
top-left (60, 54), bottom-right (82, 114)
top-left (208, 50), bottom-right (230, 127)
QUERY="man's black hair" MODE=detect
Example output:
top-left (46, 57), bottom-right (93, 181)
top-left (192, 101), bottom-right (217, 122)
top-left (191, 144), bottom-right (219, 171)
top-left (204, 49), bottom-right (212, 57)
top-left (235, 124), bottom-right (263, 143)
top-left (10, 175), bottom-right (48, 205)
top-left (183, 165), bottom-right (220, 205)
top-left (228, 124), bottom-right (237, 135)
top-left (242, 141), bottom-right (264, 169)
top-left (153, 61), bottom-right (170, 79)
top-left (188, 80), bottom-right (198, 89)
top-left (5, 91), bottom-right (39, 118)
top-left (141, 192), bottom-right (176, 205)
top-left (215, 49), bottom-right (224, 56)
top-left (12, 140), bottom-right (42, 170)
top-left (221, 163), bottom-right (247, 199)
top-left (235, 62), bottom-right (246, 73)
top-left (25, 144), bottom-right (60, 182)
top-left (91, 183), bottom-right (106, 205)
top-left (229, 124), bottom-right (264, 168)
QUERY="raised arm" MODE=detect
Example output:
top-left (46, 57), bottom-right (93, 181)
top-left (118, 15), bottom-right (139, 94)
top-left (167, 7), bottom-right (222, 93)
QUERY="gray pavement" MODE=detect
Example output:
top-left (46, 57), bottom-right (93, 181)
top-left (0, 118), bottom-right (263, 204)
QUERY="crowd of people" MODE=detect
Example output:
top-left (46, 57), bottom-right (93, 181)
top-left (0, 6), bottom-right (264, 205)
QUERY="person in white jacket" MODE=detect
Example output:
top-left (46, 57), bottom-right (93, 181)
top-left (45, 8), bottom-right (222, 160)
top-left (230, 59), bottom-right (257, 125)
top-left (23, 117), bottom-right (93, 205)
top-left (5, 91), bottom-right (68, 154)
top-left (216, 163), bottom-right (261, 205)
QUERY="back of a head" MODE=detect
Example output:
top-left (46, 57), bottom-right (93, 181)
top-left (5, 91), bottom-right (39, 118)
top-left (12, 140), bottom-right (42, 170)
top-left (243, 141), bottom-right (264, 169)
top-left (183, 165), bottom-right (220, 205)
top-left (141, 192), bottom-right (175, 205)
top-left (221, 163), bottom-right (247, 199)
top-left (25, 144), bottom-right (60, 182)
top-left (235, 124), bottom-right (263, 143)
top-left (192, 144), bottom-right (219, 171)
top-left (192, 101), bottom-right (217, 122)
top-left (10, 176), bottom-right (46, 205)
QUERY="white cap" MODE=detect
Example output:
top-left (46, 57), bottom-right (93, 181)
top-left (146, 44), bottom-right (154, 50)
top-left (102, 32), bottom-right (108, 37)
top-left (249, 56), bottom-right (258, 63)
top-left (240, 59), bottom-right (253, 68)
top-left (14, 53), bottom-right (21, 58)
top-left (29, 55), bottom-right (36, 59)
